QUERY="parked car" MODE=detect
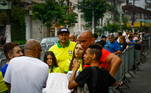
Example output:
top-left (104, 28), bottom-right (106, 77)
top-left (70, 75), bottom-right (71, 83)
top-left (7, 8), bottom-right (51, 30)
top-left (40, 37), bottom-right (58, 52)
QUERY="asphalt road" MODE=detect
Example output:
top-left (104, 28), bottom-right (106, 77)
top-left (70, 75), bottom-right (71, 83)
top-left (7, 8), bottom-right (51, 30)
top-left (123, 50), bottom-right (151, 93)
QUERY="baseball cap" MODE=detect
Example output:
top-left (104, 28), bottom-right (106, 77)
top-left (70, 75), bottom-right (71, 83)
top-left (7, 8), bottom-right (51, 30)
top-left (57, 28), bottom-right (70, 35)
top-left (101, 35), bottom-right (107, 38)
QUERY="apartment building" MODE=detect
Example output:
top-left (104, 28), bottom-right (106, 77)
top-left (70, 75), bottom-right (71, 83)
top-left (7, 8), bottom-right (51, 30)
top-left (128, 0), bottom-right (151, 10)
top-left (122, 0), bottom-right (151, 27)
top-left (145, 0), bottom-right (151, 10)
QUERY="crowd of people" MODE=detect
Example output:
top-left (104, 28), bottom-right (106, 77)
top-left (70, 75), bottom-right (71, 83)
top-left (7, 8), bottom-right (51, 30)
top-left (0, 28), bottom-right (144, 93)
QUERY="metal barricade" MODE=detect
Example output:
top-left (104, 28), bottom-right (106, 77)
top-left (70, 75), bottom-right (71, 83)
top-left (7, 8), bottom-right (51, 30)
top-left (0, 51), bottom-right (6, 68)
top-left (112, 34), bottom-right (151, 93)
top-left (148, 35), bottom-right (151, 49)
top-left (115, 47), bottom-right (135, 80)
top-left (128, 47), bottom-right (135, 71)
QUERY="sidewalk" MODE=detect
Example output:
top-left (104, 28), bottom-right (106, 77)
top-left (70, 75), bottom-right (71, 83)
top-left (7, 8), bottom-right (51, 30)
top-left (125, 50), bottom-right (151, 93)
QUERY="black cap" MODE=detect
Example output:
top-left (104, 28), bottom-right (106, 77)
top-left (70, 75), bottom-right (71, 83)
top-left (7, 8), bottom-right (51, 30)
top-left (101, 35), bottom-right (106, 38)
top-left (57, 28), bottom-right (70, 35)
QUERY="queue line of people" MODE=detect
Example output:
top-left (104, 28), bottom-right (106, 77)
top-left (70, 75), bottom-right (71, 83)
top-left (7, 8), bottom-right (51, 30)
top-left (96, 31), bottom-right (143, 56)
top-left (0, 28), bottom-right (123, 93)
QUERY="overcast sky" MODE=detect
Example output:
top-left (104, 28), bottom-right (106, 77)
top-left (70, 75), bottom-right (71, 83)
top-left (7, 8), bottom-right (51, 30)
top-left (135, 0), bottom-right (146, 8)
top-left (128, 0), bottom-right (146, 8)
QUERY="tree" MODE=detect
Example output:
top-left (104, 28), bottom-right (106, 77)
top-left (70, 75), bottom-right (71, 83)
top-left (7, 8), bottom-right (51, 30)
top-left (78, 0), bottom-right (110, 31)
top-left (0, 0), bottom-right (26, 44)
top-left (10, 5), bottom-right (26, 44)
top-left (103, 23), bottom-right (120, 33)
top-left (109, 4), bottom-right (120, 22)
top-left (32, 0), bottom-right (77, 28)
top-left (11, 0), bottom-right (26, 44)
top-left (107, 0), bottom-right (122, 23)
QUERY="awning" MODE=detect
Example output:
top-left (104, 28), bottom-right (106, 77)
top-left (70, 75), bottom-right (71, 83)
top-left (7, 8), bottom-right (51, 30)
top-left (127, 22), bottom-right (151, 27)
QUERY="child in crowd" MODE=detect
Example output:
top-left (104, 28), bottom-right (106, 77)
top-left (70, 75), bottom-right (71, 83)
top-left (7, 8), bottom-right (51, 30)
top-left (43, 51), bottom-right (61, 73)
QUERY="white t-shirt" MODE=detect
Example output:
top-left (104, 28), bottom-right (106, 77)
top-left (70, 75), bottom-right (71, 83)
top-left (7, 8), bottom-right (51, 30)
top-left (43, 73), bottom-right (71, 93)
top-left (4, 56), bottom-right (49, 93)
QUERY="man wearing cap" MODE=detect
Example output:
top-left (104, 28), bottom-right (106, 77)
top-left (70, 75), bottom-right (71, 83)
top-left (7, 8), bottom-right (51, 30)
top-left (49, 28), bottom-right (76, 73)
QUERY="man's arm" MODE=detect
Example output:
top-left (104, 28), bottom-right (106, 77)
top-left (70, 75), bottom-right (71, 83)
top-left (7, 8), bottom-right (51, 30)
top-left (106, 53), bottom-right (122, 77)
top-left (114, 50), bottom-right (122, 55)
top-left (68, 70), bottom-right (78, 89)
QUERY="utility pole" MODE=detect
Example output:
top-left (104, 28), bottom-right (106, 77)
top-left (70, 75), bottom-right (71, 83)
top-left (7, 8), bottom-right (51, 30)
top-left (6, 9), bottom-right (11, 42)
top-left (132, 0), bottom-right (135, 23)
top-left (92, 10), bottom-right (95, 34)
top-left (131, 0), bottom-right (135, 32)
top-left (126, 0), bottom-right (129, 5)
top-left (25, 0), bottom-right (32, 40)
top-left (92, 1), bottom-right (95, 34)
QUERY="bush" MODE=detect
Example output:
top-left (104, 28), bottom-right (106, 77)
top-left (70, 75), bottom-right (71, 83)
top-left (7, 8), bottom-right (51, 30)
top-left (13, 40), bottom-right (26, 45)
top-left (103, 23), bottom-right (120, 33)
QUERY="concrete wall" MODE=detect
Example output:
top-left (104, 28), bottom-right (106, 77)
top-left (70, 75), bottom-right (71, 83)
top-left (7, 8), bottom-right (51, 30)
top-left (25, 14), bottom-right (48, 41)
top-left (31, 20), bottom-right (48, 41)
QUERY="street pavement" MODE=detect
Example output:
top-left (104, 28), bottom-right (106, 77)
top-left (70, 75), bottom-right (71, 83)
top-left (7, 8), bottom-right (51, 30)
top-left (124, 49), bottom-right (151, 93)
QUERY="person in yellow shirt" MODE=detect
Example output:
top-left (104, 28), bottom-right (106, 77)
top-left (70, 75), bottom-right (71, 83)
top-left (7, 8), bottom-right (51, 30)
top-left (43, 51), bottom-right (61, 73)
top-left (0, 71), bottom-right (8, 93)
top-left (69, 44), bottom-right (85, 72)
top-left (49, 28), bottom-right (76, 73)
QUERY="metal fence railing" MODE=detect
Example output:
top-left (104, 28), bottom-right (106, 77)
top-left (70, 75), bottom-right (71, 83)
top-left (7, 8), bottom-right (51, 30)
top-left (111, 34), bottom-right (151, 93)
top-left (0, 48), bottom-right (6, 68)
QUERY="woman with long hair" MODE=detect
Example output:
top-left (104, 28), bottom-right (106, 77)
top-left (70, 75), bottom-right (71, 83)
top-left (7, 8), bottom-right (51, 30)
top-left (44, 51), bottom-right (61, 73)
top-left (69, 44), bottom-right (85, 72)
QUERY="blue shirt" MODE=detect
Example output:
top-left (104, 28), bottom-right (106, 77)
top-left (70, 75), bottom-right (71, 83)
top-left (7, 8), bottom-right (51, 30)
top-left (128, 40), bottom-right (135, 46)
top-left (104, 40), bottom-right (120, 53)
top-left (118, 43), bottom-right (127, 51)
top-left (1, 64), bottom-right (8, 77)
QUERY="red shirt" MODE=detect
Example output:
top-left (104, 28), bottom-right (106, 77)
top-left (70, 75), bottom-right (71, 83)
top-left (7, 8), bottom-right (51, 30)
top-left (99, 48), bottom-right (111, 70)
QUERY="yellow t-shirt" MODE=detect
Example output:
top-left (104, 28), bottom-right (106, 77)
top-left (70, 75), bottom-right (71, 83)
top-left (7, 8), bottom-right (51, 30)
top-left (78, 59), bottom-right (83, 72)
top-left (49, 41), bottom-right (76, 73)
top-left (0, 71), bottom-right (8, 92)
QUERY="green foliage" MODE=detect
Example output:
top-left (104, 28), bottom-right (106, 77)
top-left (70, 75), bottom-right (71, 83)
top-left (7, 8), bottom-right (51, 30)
top-left (14, 40), bottom-right (26, 45)
top-left (122, 16), bottom-right (128, 24)
top-left (0, 12), bottom-right (8, 24)
top-left (95, 28), bottom-right (103, 35)
top-left (59, 12), bottom-right (78, 26)
top-left (103, 23), bottom-right (120, 33)
top-left (0, 0), bottom-right (26, 42)
top-left (108, 4), bottom-right (120, 22)
top-left (32, 0), bottom-right (77, 27)
top-left (121, 25), bottom-right (130, 30)
top-left (11, 0), bottom-right (26, 42)
top-left (120, 16), bottom-right (129, 30)
top-left (78, 0), bottom-right (110, 23)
